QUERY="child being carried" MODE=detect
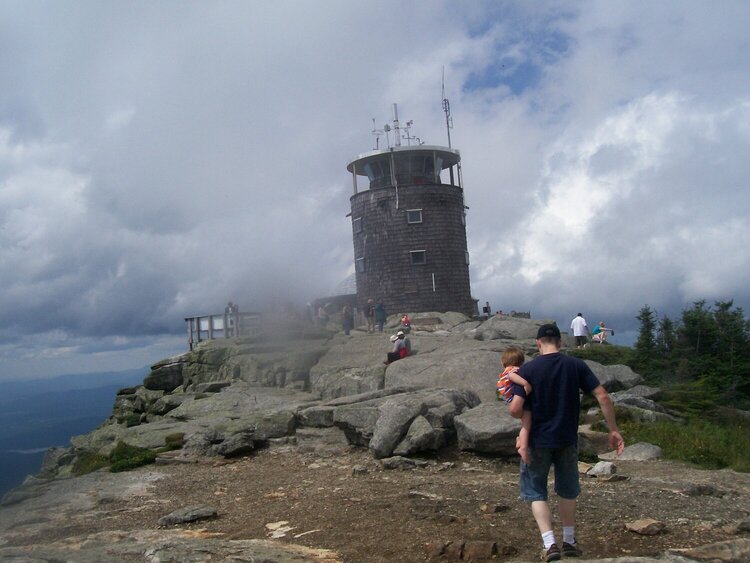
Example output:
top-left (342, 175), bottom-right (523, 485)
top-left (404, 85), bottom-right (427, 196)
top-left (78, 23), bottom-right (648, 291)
top-left (497, 346), bottom-right (533, 462)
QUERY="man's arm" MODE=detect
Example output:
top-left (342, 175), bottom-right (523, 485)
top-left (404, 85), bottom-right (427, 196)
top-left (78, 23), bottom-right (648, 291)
top-left (592, 385), bottom-right (625, 454)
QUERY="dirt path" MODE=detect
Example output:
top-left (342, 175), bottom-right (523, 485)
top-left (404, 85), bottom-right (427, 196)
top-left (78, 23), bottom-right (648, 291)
top-left (19, 444), bottom-right (749, 562)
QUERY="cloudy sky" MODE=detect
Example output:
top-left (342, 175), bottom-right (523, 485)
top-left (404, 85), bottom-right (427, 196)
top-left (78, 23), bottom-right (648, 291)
top-left (2, 1), bottom-right (749, 380)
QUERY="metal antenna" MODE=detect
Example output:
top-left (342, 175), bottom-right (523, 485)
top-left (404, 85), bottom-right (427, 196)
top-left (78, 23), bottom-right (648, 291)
top-left (442, 67), bottom-right (453, 148)
top-left (372, 105), bottom-right (421, 149)
top-left (371, 118), bottom-right (383, 149)
top-left (392, 103), bottom-right (402, 147)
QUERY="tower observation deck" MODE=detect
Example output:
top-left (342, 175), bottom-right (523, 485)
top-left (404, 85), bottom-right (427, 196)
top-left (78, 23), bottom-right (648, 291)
top-left (346, 107), bottom-right (475, 317)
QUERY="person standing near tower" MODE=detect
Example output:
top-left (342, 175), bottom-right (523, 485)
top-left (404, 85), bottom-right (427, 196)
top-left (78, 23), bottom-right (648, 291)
top-left (509, 324), bottom-right (624, 561)
top-left (374, 299), bottom-right (387, 332)
top-left (364, 299), bottom-right (375, 333)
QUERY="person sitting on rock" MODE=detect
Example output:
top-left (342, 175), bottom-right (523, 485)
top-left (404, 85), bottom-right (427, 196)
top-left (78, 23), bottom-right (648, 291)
top-left (399, 313), bottom-right (411, 334)
top-left (384, 333), bottom-right (408, 365)
top-left (591, 322), bottom-right (613, 344)
top-left (396, 330), bottom-right (411, 355)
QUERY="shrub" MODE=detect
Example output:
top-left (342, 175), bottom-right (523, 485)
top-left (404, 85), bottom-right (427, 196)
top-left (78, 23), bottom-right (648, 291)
top-left (72, 452), bottom-right (109, 476)
top-left (118, 413), bottom-right (141, 427)
top-left (568, 345), bottom-right (635, 366)
top-left (109, 441), bottom-right (157, 473)
top-left (589, 405), bottom-right (635, 432)
top-left (660, 381), bottom-right (721, 417)
top-left (163, 433), bottom-right (185, 451)
top-left (620, 416), bottom-right (750, 472)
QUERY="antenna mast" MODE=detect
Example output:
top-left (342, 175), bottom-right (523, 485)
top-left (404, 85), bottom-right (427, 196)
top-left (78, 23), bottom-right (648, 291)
top-left (442, 67), bottom-right (453, 148)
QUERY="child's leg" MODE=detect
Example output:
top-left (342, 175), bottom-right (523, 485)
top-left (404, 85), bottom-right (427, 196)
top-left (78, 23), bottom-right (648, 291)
top-left (517, 410), bottom-right (532, 464)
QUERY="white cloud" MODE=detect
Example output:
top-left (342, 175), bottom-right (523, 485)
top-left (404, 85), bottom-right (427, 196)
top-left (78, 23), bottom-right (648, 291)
top-left (1, 1), bottom-right (750, 378)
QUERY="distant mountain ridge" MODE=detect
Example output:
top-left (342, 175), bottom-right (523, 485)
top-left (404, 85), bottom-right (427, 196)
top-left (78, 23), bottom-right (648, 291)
top-left (0, 367), bottom-right (149, 402)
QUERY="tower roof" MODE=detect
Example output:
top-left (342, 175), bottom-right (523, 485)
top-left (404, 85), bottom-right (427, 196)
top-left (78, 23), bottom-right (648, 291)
top-left (346, 145), bottom-right (460, 175)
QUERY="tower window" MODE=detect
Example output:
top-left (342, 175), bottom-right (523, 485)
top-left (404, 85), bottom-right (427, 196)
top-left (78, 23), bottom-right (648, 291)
top-left (355, 257), bottom-right (366, 272)
top-left (465, 251), bottom-right (470, 265)
top-left (352, 217), bottom-right (362, 233)
top-left (410, 250), bottom-right (426, 265)
top-left (407, 209), bottom-right (423, 224)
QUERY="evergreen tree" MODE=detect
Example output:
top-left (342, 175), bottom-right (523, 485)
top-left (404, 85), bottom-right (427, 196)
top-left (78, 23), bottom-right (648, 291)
top-left (656, 315), bottom-right (676, 356)
top-left (635, 305), bottom-right (657, 375)
top-left (678, 300), bottom-right (717, 357)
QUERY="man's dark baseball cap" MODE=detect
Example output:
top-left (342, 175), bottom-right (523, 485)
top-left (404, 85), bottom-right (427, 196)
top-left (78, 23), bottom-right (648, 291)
top-left (536, 323), bottom-right (561, 339)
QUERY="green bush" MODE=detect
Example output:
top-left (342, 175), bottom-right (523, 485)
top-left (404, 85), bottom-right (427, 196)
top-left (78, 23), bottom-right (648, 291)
top-left (659, 381), bottom-right (719, 417)
top-left (109, 441), bottom-right (157, 473)
top-left (163, 432), bottom-right (185, 451)
top-left (620, 416), bottom-right (750, 472)
top-left (589, 405), bottom-right (635, 432)
top-left (568, 345), bottom-right (635, 366)
top-left (118, 413), bottom-right (141, 427)
top-left (71, 452), bottom-right (109, 476)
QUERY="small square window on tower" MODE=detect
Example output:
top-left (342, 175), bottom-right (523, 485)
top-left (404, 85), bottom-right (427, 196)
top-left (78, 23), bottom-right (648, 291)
top-left (407, 209), bottom-right (423, 224)
top-left (410, 250), bottom-right (426, 265)
top-left (355, 257), bottom-right (366, 272)
top-left (352, 217), bottom-right (363, 233)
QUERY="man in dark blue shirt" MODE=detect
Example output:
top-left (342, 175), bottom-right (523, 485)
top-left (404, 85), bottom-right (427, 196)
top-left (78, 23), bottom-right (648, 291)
top-left (509, 323), bottom-right (624, 561)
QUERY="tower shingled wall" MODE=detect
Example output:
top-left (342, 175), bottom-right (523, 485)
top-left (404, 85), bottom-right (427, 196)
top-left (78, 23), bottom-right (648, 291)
top-left (350, 182), bottom-right (474, 316)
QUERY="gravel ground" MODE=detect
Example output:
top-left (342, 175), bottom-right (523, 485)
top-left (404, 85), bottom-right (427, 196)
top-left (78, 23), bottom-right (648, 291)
top-left (9, 442), bottom-right (749, 562)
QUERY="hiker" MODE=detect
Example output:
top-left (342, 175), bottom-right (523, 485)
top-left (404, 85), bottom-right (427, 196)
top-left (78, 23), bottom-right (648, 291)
top-left (570, 313), bottom-right (588, 348)
top-left (399, 313), bottom-right (411, 334)
top-left (384, 333), bottom-right (408, 364)
top-left (592, 321), bottom-right (613, 344)
top-left (224, 302), bottom-right (238, 337)
top-left (342, 304), bottom-right (354, 336)
top-left (374, 300), bottom-right (387, 332)
top-left (364, 299), bottom-right (375, 333)
top-left (396, 330), bottom-right (411, 355)
top-left (509, 323), bottom-right (624, 562)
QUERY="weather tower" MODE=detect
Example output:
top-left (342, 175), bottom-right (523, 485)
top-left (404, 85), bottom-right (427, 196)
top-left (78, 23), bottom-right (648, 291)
top-left (347, 103), bottom-right (475, 317)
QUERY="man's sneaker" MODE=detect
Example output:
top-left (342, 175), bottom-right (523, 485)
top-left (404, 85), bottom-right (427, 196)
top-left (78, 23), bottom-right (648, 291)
top-left (541, 543), bottom-right (562, 562)
top-left (562, 542), bottom-right (582, 557)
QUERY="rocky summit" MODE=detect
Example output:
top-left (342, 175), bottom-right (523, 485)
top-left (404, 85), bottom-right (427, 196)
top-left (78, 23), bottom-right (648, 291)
top-left (2, 313), bottom-right (748, 562)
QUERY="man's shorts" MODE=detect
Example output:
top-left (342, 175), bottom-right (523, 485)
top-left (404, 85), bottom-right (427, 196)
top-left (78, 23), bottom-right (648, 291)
top-left (519, 445), bottom-right (580, 501)
top-left (575, 336), bottom-right (587, 346)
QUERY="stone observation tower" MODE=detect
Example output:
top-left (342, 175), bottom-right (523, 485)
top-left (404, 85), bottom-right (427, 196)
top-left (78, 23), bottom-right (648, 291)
top-left (346, 104), bottom-right (475, 317)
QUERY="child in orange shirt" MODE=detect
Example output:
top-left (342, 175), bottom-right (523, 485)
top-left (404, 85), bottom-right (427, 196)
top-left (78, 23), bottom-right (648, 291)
top-left (497, 346), bottom-right (532, 460)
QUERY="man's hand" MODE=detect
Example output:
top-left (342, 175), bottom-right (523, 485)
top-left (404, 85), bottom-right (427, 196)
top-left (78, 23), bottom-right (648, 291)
top-left (517, 445), bottom-right (531, 465)
top-left (610, 430), bottom-right (625, 455)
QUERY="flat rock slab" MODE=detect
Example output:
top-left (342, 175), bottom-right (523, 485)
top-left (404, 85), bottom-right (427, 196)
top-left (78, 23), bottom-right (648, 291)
top-left (600, 442), bottom-right (662, 461)
top-left (0, 529), bottom-right (341, 562)
top-left (158, 504), bottom-right (217, 526)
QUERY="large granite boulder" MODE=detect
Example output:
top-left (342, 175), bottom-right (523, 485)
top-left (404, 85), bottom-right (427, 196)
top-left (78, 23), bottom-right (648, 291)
top-left (454, 403), bottom-right (521, 454)
top-left (585, 361), bottom-right (643, 391)
top-left (468, 315), bottom-right (557, 342)
top-left (368, 388), bottom-right (479, 458)
top-left (182, 333), bottom-right (330, 390)
top-left (385, 340), bottom-right (505, 403)
top-left (144, 355), bottom-right (189, 392)
top-left (611, 385), bottom-right (662, 401)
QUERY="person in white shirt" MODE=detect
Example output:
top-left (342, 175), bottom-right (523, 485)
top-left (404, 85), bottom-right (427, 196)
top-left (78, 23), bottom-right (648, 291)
top-left (570, 313), bottom-right (588, 348)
